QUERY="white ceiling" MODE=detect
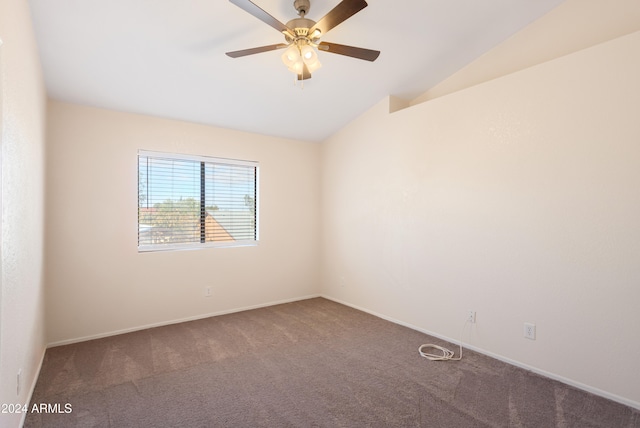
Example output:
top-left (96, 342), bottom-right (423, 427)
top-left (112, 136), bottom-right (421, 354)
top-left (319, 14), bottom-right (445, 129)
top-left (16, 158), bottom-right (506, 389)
top-left (28, 0), bottom-right (565, 142)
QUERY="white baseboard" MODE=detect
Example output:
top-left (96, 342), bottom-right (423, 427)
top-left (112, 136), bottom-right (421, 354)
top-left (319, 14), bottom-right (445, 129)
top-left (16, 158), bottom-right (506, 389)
top-left (320, 294), bottom-right (640, 412)
top-left (47, 294), bottom-right (321, 348)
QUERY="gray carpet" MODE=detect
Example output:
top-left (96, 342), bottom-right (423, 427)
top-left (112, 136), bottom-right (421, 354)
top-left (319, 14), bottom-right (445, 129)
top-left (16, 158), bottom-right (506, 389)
top-left (25, 298), bottom-right (640, 427)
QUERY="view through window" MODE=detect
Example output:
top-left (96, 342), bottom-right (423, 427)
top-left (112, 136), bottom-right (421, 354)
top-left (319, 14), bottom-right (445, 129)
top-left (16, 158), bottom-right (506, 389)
top-left (138, 151), bottom-right (258, 251)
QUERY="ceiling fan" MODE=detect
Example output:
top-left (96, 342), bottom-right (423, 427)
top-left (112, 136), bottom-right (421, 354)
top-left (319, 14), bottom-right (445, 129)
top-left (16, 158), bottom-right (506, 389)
top-left (226, 0), bottom-right (380, 81)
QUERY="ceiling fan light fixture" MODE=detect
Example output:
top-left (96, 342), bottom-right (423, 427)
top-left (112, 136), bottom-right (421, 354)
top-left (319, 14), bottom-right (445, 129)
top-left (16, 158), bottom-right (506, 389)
top-left (301, 44), bottom-right (316, 61)
top-left (281, 44), bottom-right (301, 67)
top-left (303, 46), bottom-right (322, 73)
top-left (283, 43), bottom-right (322, 76)
top-left (305, 57), bottom-right (322, 73)
top-left (287, 58), bottom-right (304, 74)
top-left (302, 45), bottom-right (321, 73)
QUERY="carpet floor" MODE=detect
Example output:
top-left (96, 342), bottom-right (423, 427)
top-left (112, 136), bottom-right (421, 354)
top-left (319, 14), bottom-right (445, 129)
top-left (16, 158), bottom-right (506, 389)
top-left (25, 298), bottom-right (640, 427)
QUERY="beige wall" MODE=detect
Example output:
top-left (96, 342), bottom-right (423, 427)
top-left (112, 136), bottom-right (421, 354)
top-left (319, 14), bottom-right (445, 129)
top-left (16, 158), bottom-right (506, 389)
top-left (321, 31), bottom-right (640, 408)
top-left (0, 0), bottom-right (47, 426)
top-left (412, 0), bottom-right (640, 104)
top-left (45, 102), bottom-right (321, 344)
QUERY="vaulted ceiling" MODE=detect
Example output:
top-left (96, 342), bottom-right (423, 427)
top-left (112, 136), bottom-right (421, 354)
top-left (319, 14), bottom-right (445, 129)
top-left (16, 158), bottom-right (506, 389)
top-left (28, 0), bottom-right (565, 142)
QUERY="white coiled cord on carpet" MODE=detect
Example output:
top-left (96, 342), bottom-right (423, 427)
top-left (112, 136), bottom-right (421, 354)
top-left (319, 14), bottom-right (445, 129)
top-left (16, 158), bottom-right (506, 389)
top-left (418, 320), bottom-right (470, 361)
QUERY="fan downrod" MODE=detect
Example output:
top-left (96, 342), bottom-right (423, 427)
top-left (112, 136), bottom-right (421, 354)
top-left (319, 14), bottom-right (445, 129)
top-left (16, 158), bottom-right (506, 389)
top-left (294, 0), bottom-right (310, 17)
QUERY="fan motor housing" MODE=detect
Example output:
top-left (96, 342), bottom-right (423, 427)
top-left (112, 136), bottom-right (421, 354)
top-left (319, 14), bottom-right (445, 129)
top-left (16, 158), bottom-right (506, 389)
top-left (286, 17), bottom-right (315, 32)
top-left (285, 17), bottom-right (317, 42)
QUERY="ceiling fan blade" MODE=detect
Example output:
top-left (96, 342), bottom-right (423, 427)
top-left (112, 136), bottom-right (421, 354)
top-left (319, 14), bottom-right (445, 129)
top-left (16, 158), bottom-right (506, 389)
top-left (298, 63), bottom-right (312, 81)
top-left (226, 43), bottom-right (288, 58)
top-left (229, 0), bottom-right (293, 36)
top-left (317, 42), bottom-right (380, 61)
top-left (309, 0), bottom-right (368, 36)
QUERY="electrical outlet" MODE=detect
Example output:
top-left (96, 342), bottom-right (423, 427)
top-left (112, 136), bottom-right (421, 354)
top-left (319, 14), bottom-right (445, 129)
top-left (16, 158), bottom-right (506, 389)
top-left (17, 369), bottom-right (22, 396)
top-left (204, 286), bottom-right (212, 297)
top-left (524, 323), bottom-right (536, 340)
top-left (468, 311), bottom-right (476, 323)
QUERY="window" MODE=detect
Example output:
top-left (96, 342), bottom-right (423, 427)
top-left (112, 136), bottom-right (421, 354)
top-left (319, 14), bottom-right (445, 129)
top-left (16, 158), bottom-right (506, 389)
top-left (138, 150), bottom-right (258, 252)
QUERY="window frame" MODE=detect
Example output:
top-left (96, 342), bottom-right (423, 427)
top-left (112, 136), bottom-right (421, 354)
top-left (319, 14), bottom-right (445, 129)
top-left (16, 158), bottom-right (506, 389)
top-left (137, 150), bottom-right (259, 253)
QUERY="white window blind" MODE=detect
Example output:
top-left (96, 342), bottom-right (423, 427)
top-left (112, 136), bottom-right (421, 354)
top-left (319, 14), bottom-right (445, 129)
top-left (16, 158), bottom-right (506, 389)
top-left (138, 151), bottom-right (258, 252)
